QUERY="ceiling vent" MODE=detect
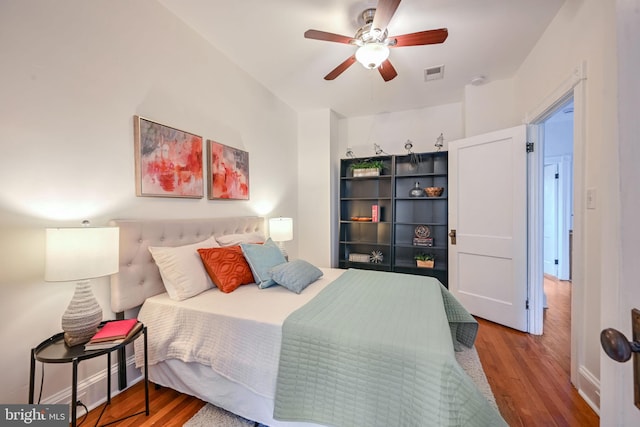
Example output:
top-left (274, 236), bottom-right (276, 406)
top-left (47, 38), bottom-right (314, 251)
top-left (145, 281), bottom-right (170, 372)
top-left (424, 65), bottom-right (444, 82)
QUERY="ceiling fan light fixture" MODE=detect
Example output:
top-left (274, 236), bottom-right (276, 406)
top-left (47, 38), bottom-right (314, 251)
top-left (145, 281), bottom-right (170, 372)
top-left (355, 42), bottom-right (389, 69)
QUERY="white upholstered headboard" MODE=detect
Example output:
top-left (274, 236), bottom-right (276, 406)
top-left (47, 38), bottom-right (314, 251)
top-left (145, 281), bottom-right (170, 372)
top-left (108, 217), bottom-right (265, 314)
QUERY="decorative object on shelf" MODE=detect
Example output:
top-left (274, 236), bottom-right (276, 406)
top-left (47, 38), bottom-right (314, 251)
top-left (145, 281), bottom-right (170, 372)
top-left (425, 186), bottom-right (444, 197)
top-left (435, 133), bottom-right (444, 152)
top-left (414, 253), bottom-right (435, 269)
top-left (269, 217), bottom-right (293, 258)
top-left (45, 221), bottom-right (120, 346)
top-left (370, 250), bottom-right (384, 263)
top-left (405, 140), bottom-right (422, 169)
top-left (350, 159), bottom-right (384, 177)
top-left (373, 143), bottom-right (388, 155)
top-left (404, 140), bottom-right (413, 153)
top-left (414, 225), bottom-right (431, 238)
top-left (345, 147), bottom-right (355, 158)
top-left (414, 225), bottom-right (433, 246)
top-left (350, 216), bottom-right (372, 222)
top-left (349, 253), bottom-right (371, 263)
top-left (409, 181), bottom-right (425, 197)
top-left (371, 204), bottom-right (379, 222)
top-left (208, 140), bottom-right (249, 200)
top-left (134, 115), bottom-right (204, 198)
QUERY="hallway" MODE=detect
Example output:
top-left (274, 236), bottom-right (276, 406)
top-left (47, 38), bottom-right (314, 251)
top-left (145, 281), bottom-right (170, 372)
top-left (474, 276), bottom-right (598, 426)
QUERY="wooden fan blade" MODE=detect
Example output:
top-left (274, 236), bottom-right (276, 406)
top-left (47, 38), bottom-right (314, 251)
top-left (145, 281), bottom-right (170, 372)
top-left (304, 29), bottom-right (355, 45)
top-left (325, 55), bottom-right (357, 80)
top-left (372, 0), bottom-right (402, 32)
top-left (390, 28), bottom-right (448, 47)
top-left (378, 59), bottom-right (398, 82)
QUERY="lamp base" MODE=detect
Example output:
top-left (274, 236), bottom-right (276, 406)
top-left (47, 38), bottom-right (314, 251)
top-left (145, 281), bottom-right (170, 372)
top-left (61, 280), bottom-right (102, 346)
top-left (276, 241), bottom-right (289, 261)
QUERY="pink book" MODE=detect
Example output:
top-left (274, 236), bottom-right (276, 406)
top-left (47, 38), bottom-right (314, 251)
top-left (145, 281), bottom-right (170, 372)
top-left (372, 205), bottom-right (379, 222)
top-left (90, 319), bottom-right (138, 343)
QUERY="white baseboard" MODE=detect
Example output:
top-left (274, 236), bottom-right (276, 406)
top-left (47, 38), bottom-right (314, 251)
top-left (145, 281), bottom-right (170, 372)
top-left (41, 354), bottom-right (143, 418)
top-left (578, 365), bottom-right (601, 415)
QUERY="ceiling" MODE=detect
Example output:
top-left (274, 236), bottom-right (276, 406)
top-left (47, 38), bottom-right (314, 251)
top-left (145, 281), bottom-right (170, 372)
top-left (158, 0), bottom-right (565, 118)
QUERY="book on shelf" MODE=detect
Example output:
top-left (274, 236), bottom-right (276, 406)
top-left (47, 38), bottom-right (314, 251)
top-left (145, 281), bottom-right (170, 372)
top-left (413, 237), bottom-right (434, 247)
top-left (371, 204), bottom-right (379, 222)
top-left (84, 321), bottom-right (142, 351)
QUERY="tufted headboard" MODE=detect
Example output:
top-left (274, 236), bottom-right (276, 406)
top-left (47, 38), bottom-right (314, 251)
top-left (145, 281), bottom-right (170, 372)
top-left (108, 217), bottom-right (265, 314)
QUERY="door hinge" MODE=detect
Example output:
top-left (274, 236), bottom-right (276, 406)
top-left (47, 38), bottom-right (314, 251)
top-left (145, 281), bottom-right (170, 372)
top-left (526, 300), bottom-right (530, 310)
top-left (555, 259), bottom-right (559, 265)
top-left (526, 142), bottom-right (534, 153)
top-left (555, 172), bottom-right (559, 179)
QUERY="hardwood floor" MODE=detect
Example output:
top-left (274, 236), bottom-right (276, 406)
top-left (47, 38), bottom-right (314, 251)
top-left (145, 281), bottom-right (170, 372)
top-left (80, 276), bottom-right (599, 426)
top-left (78, 382), bottom-right (205, 426)
top-left (474, 276), bottom-right (599, 426)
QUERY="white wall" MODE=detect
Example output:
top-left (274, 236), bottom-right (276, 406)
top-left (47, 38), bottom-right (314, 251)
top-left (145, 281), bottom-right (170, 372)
top-left (297, 109), bottom-right (335, 267)
top-left (337, 103), bottom-right (464, 159)
top-left (0, 0), bottom-right (298, 408)
top-left (463, 78), bottom-right (519, 136)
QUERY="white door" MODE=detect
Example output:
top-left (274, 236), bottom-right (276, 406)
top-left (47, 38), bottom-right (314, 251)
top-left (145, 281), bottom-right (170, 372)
top-left (448, 125), bottom-right (528, 332)
top-left (543, 163), bottom-right (559, 277)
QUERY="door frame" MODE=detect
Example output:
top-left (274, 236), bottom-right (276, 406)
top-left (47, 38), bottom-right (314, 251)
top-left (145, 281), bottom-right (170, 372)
top-left (525, 62), bottom-right (587, 387)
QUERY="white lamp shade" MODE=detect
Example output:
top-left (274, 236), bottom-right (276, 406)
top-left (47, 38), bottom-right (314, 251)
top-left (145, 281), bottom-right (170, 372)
top-left (355, 43), bottom-right (390, 69)
top-left (269, 217), bottom-right (293, 242)
top-left (45, 226), bottom-right (119, 282)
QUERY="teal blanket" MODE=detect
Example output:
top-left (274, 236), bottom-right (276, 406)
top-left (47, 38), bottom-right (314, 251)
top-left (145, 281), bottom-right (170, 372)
top-left (274, 269), bottom-right (506, 427)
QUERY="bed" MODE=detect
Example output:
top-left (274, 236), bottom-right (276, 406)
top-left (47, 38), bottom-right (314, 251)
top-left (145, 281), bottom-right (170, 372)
top-left (109, 217), bottom-right (506, 427)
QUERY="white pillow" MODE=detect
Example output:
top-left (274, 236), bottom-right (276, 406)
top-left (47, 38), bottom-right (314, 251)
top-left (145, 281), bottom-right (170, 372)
top-left (148, 236), bottom-right (220, 300)
top-left (215, 232), bottom-right (265, 247)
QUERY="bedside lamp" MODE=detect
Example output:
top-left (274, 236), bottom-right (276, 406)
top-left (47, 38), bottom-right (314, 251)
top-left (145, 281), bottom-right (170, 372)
top-left (269, 217), bottom-right (293, 259)
top-left (45, 223), bottom-right (119, 346)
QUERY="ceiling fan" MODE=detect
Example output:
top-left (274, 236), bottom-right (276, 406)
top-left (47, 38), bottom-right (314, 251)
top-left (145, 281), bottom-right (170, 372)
top-left (304, 0), bottom-right (448, 82)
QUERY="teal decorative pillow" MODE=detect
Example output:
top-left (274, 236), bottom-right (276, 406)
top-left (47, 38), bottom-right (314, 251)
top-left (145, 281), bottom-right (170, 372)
top-left (270, 259), bottom-right (323, 294)
top-left (240, 238), bottom-right (287, 289)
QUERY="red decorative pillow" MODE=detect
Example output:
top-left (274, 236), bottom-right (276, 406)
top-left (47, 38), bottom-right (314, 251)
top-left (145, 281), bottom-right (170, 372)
top-left (197, 246), bottom-right (255, 293)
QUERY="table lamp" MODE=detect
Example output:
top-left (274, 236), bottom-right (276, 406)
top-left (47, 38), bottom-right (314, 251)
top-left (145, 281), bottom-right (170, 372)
top-left (45, 223), bottom-right (119, 346)
top-left (269, 217), bottom-right (293, 259)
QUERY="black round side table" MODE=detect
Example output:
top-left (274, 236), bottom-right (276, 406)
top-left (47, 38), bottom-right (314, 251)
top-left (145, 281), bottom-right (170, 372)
top-left (28, 321), bottom-right (148, 427)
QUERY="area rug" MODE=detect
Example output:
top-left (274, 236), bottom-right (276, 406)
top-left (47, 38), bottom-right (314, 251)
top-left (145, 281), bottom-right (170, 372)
top-left (184, 346), bottom-right (496, 426)
top-left (183, 404), bottom-right (256, 427)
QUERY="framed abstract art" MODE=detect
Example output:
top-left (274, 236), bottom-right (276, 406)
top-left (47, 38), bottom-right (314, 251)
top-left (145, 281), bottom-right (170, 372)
top-left (207, 140), bottom-right (249, 200)
top-left (134, 116), bottom-right (203, 198)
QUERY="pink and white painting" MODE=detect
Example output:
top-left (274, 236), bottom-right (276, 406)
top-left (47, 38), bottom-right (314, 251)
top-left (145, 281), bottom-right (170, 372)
top-left (134, 116), bottom-right (203, 198)
top-left (207, 140), bottom-right (249, 200)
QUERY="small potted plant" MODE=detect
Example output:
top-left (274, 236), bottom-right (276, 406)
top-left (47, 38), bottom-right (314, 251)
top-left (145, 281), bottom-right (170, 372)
top-left (350, 159), bottom-right (384, 177)
top-left (414, 253), bottom-right (435, 268)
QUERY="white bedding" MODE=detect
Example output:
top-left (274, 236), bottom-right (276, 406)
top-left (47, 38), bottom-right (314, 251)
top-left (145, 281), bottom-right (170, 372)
top-left (135, 268), bottom-right (345, 400)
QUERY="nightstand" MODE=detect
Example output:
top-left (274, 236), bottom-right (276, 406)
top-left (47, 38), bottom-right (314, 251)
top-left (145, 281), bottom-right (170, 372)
top-left (28, 321), bottom-right (149, 427)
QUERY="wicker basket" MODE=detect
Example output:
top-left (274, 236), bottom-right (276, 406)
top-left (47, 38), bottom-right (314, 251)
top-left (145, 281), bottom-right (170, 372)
top-left (424, 187), bottom-right (444, 197)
